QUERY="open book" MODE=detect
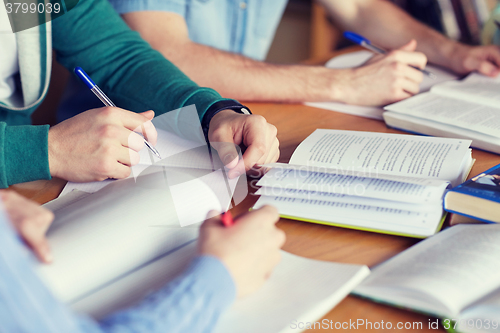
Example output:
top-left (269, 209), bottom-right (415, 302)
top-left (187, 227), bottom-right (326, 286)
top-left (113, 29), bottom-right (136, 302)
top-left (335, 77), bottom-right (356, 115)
top-left (305, 50), bottom-right (459, 120)
top-left (384, 73), bottom-right (500, 154)
top-left (39, 180), bottom-right (369, 333)
top-left (254, 129), bottom-right (474, 238)
top-left (354, 224), bottom-right (500, 333)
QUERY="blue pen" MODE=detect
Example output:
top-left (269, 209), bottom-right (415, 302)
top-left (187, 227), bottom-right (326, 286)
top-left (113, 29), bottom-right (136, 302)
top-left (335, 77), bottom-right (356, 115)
top-left (74, 67), bottom-right (162, 159)
top-left (343, 31), bottom-right (436, 79)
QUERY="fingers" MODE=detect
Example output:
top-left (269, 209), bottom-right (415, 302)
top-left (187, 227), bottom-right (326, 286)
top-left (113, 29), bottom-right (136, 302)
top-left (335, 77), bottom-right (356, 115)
top-left (389, 50), bottom-right (427, 70)
top-left (117, 147), bottom-right (140, 167)
top-left (105, 107), bottom-right (158, 146)
top-left (398, 39), bottom-right (417, 52)
top-left (387, 40), bottom-right (427, 70)
top-left (2, 191), bottom-right (54, 263)
top-left (401, 65), bottom-right (424, 85)
top-left (19, 215), bottom-right (53, 263)
top-left (241, 118), bottom-right (278, 172)
top-left (477, 60), bottom-right (500, 77)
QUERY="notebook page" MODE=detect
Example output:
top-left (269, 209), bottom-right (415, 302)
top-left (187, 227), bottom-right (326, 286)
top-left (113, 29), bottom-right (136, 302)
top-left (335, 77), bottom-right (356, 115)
top-left (38, 169), bottom-right (233, 303)
top-left (385, 92), bottom-right (500, 139)
top-left (60, 128), bottom-right (208, 197)
top-left (71, 241), bottom-right (370, 333)
top-left (355, 225), bottom-right (500, 317)
top-left (305, 51), bottom-right (458, 120)
top-left (289, 129), bottom-right (471, 185)
top-left (254, 196), bottom-right (444, 237)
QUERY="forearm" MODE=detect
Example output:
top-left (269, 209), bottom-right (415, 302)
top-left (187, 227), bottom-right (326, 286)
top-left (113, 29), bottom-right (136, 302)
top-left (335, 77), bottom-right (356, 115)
top-left (320, 0), bottom-right (457, 67)
top-left (122, 11), bottom-right (339, 103)
top-left (154, 42), bottom-right (338, 103)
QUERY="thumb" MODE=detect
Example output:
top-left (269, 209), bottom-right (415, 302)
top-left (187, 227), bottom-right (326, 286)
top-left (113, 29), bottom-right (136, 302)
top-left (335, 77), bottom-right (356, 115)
top-left (398, 39), bottom-right (417, 52)
top-left (210, 131), bottom-right (240, 169)
top-left (477, 60), bottom-right (500, 77)
top-left (139, 110), bottom-right (155, 120)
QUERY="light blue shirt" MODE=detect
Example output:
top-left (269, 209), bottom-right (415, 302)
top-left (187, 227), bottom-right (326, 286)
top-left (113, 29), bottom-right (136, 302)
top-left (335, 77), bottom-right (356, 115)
top-left (108, 0), bottom-right (288, 61)
top-left (0, 211), bottom-right (236, 333)
top-left (57, 0), bottom-right (288, 122)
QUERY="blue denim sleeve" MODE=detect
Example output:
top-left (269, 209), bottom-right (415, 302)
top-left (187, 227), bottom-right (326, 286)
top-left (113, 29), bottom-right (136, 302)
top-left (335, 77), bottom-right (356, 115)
top-left (108, 0), bottom-right (186, 16)
top-left (97, 255), bottom-right (236, 333)
top-left (0, 212), bottom-right (236, 333)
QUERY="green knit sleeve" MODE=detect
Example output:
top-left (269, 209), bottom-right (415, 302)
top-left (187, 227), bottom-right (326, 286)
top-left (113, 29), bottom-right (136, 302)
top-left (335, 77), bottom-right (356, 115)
top-left (51, 0), bottom-right (232, 121)
top-left (0, 123), bottom-right (51, 188)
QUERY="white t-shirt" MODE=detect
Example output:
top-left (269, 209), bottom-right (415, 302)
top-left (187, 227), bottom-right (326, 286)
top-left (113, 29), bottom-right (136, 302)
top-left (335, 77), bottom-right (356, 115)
top-left (0, 5), bottom-right (19, 102)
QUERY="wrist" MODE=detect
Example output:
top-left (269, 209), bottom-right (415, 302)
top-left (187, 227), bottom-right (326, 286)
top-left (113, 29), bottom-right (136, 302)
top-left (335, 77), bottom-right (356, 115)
top-left (305, 66), bottom-right (346, 102)
top-left (324, 68), bottom-right (357, 104)
top-left (202, 100), bottom-right (251, 142)
top-left (47, 128), bottom-right (61, 179)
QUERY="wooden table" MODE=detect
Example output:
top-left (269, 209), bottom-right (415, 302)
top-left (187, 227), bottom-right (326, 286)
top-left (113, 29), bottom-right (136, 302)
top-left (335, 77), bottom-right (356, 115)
top-left (11, 103), bottom-right (500, 332)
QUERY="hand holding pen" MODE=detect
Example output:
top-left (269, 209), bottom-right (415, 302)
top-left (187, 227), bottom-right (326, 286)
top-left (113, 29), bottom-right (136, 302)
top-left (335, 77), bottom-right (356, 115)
top-left (344, 31), bottom-right (436, 79)
top-left (74, 67), bottom-right (161, 159)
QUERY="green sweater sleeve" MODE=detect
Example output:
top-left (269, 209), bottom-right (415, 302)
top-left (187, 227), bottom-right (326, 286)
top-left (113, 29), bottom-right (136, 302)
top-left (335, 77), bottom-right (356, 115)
top-left (0, 123), bottom-right (51, 188)
top-left (51, 0), bottom-right (230, 121)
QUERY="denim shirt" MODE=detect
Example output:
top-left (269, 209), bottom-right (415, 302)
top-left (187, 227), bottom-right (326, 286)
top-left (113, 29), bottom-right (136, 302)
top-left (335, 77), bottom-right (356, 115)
top-left (108, 0), bottom-right (288, 61)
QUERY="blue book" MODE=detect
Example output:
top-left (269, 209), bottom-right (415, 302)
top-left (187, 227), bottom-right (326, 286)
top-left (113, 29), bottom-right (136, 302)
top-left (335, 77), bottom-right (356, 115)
top-left (444, 163), bottom-right (500, 223)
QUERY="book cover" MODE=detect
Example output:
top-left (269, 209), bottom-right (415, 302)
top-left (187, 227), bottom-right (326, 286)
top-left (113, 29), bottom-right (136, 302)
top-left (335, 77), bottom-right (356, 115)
top-left (448, 164), bottom-right (500, 203)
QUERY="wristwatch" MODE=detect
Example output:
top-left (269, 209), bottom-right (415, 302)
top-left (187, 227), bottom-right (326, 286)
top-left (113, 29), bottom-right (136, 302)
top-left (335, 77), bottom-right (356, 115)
top-left (201, 100), bottom-right (252, 143)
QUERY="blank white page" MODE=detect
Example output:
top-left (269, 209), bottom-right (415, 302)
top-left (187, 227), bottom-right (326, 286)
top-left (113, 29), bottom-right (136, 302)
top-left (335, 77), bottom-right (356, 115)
top-left (71, 241), bottom-right (369, 333)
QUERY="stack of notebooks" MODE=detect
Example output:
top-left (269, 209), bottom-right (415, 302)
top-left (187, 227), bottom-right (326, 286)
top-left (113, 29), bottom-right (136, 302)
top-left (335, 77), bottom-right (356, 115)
top-left (254, 129), bottom-right (474, 238)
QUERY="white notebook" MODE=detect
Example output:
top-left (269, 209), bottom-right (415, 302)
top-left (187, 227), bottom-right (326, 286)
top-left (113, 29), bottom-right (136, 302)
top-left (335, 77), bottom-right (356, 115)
top-left (40, 184), bottom-right (369, 333)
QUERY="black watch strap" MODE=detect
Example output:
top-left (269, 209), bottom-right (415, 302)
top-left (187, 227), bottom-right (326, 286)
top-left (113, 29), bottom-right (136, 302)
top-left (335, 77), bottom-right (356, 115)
top-left (202, 100), bottom-right (252, 143)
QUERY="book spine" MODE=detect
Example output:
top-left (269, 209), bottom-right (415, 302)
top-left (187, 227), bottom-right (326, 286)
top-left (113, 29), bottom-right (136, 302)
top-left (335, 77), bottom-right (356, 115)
top-left (451, 0), bottom-right (474, 43)
top-left (461, 0), bottom-right (482, 44)
top-left (437, 0), bottom-right (462, 39)
top-left (472, 0), bottom-right (491, 26)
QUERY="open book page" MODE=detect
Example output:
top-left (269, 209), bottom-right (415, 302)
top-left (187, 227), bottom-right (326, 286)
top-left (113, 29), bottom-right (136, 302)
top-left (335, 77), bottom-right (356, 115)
top-left (71, 240), bottom-right (370, 333)
top-left (431, 73), bottom-right (500, 109)
top-left (256, 188), bottom-right (442, 212)
top-left (38, 167), bottom-right (237, 303)
top-left (288, 129), bottom-right (472, 186)
top-left (305, 51), bottom-right (459, 120)
top-left (385, 92), bottom-right (500, 139)
top-left (254, 195), bottom-right (444, 237)
top-left (256, 168), bottom-right (449, 204)
top-left (354, 225), bottom-right (500, 317)
top-left (458, 288), bottom-right (500, 332)
top-left (383, 110), bottom-right (500, 155)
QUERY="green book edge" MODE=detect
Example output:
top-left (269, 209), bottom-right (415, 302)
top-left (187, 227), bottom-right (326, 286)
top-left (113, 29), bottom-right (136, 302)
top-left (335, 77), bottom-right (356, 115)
top-left (276, 212), bottom-right (447, 239)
